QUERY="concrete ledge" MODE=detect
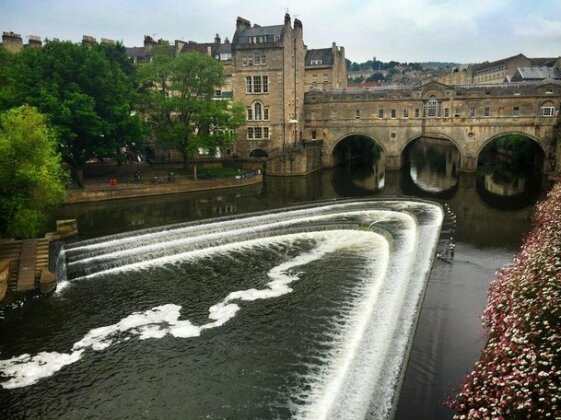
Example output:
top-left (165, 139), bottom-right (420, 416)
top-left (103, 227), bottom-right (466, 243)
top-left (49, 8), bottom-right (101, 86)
top-left (66, 175), bottom-right (263, 203)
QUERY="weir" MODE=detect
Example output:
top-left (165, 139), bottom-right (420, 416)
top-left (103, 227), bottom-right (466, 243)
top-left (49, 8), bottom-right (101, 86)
top-left (0, 199), bottom-right (443, 419)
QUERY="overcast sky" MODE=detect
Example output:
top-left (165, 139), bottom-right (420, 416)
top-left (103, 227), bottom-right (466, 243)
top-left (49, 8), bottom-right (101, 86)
top-left (1, 0), bottom-right (561, 64)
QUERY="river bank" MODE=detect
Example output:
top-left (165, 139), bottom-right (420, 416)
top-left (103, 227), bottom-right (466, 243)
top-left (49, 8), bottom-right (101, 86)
top-left (446, 182), bottom-right (561, 418)
top-left (66, 173), bottom-right (262, 203)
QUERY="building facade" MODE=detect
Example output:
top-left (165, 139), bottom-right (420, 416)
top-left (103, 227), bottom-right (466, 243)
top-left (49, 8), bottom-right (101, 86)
top-left (230, 14), bottom-right (306, 158)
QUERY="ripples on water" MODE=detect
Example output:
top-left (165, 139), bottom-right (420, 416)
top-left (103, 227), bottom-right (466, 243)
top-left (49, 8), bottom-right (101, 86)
top-left (0, 200), bottom-right (442, 419)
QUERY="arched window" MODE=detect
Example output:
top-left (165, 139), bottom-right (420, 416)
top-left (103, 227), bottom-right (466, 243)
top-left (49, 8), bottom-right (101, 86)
top-left (426, 96), bottom-right (439, 118)
top-left (254, 102), bottom-right (262, 120)
top-left (247, 102), bottom-right (268, 121)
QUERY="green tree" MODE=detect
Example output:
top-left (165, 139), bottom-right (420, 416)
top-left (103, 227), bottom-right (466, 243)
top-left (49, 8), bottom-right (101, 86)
top-left (3, 40), bottom-right (142, 185)
top-left (0, 106), bottom-right (67, 238)
top-left (139, 50), bottom-right (244, 167)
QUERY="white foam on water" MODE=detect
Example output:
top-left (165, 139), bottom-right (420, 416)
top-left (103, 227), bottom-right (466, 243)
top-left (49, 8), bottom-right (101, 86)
top-left (66, 209), bottom-right (392, 270)
top-left (0, 351), bottom-right (84, 389)
top-left (64, 210), bottom-right (397, 284)
top-left (1, 229), bottom-right (385, 390)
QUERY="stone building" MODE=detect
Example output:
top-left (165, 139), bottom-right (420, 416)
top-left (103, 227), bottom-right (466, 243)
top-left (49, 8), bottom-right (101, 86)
top-left (230, 14), bottom-right (306, 159)
top-left (472, 53), bottom-right (532, 84)
top-left (304, 43), bottom-right (347, 92)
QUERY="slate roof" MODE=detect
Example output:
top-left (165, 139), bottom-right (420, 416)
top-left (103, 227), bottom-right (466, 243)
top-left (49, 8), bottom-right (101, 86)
top-left (530, 57), bottom-right (558, 67)
top-left (305, 48), bottom-right (333, 67)
top-left (126, 46), bottom-right (147, 59)
top-left (214, 43), bottom-right (232, 55)
top-left (236, 25), bottom-right (284, 44)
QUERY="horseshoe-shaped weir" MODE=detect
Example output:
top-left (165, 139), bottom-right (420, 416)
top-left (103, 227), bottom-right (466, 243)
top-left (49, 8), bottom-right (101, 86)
top-left (0, 199), bottom-right (442, 419)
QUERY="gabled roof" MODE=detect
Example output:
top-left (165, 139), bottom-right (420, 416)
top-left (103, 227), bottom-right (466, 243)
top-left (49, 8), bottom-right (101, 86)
top-left (305, 48), bottom-right (333, 67)
top-left (473, 53), bottom-right (529, 72)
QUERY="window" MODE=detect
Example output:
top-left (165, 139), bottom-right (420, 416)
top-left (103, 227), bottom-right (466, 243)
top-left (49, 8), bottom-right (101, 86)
top-left (454, 108), bottom-right (461, 118)
top-left (247, 126), bottom-right (270, 139)
top-left (541, 106), bottom-right (555, 116)
top-left (246, 76), bottom-right (269, 94)
top-left (512, 106), bottom-right (519, 117)
top-left (415, 108), bottom-right (420, 118)
top-left (312, 130), bottom-right (317, 139)
top-left (403, 109), bottom-right (409, 118)
top-left (215, 90), bottom-right (222, 97)
top-left (323, 74), bottom-right (328, 82)
top-left (331, 110), bottom-right (337, 119)
top-left (378, 109), bottom-right (384, 119)
top-left (391, 109), bottom-right (396, 119)
top-left (469, 107), bottom-right (476, 118)
top-left (254, 102), bottom-right (262, 120)
top-left (310, 59), bottom-right (322, 65)
top-left (426, 96), bottom-right (439, 118)
top-left (253, 77), bottom-right (261, 93)
top-left (247, 102), bottom-right (269, 121)
top-left (444, 108), bottom-right (449, 118)
top-left (484, 107), bottom-right (490, 117)
top-left (355, 109), bottom-right (361, 119)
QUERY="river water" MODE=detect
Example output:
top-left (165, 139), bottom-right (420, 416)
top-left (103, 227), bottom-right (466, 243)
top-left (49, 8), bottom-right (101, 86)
top-left (0, 138), bottom-right (548, 418)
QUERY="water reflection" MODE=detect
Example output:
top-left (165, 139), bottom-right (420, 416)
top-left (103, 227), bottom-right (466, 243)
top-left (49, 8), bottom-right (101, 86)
top-left (406, 137), bottom-right (460, 193)
top-left (476, 135), bottom-right (545, 209)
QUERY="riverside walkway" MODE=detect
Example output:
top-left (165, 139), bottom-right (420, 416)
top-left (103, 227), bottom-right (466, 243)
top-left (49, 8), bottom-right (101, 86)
top-left (66, 171), bottom-right (263, 203)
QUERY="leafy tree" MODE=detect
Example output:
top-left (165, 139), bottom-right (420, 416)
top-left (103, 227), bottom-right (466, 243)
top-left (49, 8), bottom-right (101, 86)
top-left (139, 49), bottom-right (244, 167)
top-left (0, 106), bottom-right (67, 238)
top-left (3, 40), bottom-right (142, 185)
top-left (0, 48), bottom-right (15, 109)
top-left (366, 72), bottom-right (385, 82)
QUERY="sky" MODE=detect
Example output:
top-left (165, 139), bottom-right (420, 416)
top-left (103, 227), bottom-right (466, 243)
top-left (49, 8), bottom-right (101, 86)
top-left (1, 0), bottom-right (561, 64)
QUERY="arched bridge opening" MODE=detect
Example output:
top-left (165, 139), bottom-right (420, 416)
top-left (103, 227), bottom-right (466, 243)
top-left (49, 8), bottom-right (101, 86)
top-left (331, 134), bottom-right (385, 192)
top-left (400, 135), bottom-right (461, 195)
top-left (477, 133), bottom-right (546, 199)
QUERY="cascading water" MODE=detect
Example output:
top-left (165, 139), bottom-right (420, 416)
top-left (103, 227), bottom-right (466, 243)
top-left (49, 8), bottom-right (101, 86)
top-left (0, 199), bottom-right (442, 419)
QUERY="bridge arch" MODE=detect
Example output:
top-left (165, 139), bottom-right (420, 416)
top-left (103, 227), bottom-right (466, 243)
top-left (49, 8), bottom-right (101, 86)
top-left (328, 132), bottom-right (385, 169)
top-left (400, 132), bottom-right (463, 157)
top-left (330, 132), bottom-right (387, 155)
top-left (477, 131), bottom-right (546, 157)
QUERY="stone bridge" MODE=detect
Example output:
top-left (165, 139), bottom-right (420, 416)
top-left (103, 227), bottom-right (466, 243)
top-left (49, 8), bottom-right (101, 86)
top-left (303, 81), bottom-right (561, 173)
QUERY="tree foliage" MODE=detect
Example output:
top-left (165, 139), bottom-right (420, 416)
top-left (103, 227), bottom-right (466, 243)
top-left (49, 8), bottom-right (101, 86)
top-left (0, 106), bottom-right (67, 238)
top-left (2, 40), bottom-right (142, 185)
top-left (139, 50), bottom-right (244, 165)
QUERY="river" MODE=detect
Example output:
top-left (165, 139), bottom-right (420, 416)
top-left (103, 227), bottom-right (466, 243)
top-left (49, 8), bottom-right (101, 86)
top-left (0, 138), bottom-right (548, 419)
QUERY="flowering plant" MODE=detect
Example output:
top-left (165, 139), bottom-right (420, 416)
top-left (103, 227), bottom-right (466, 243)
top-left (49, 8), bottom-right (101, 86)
top-left (446, 183), bottom-right (561, 419)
